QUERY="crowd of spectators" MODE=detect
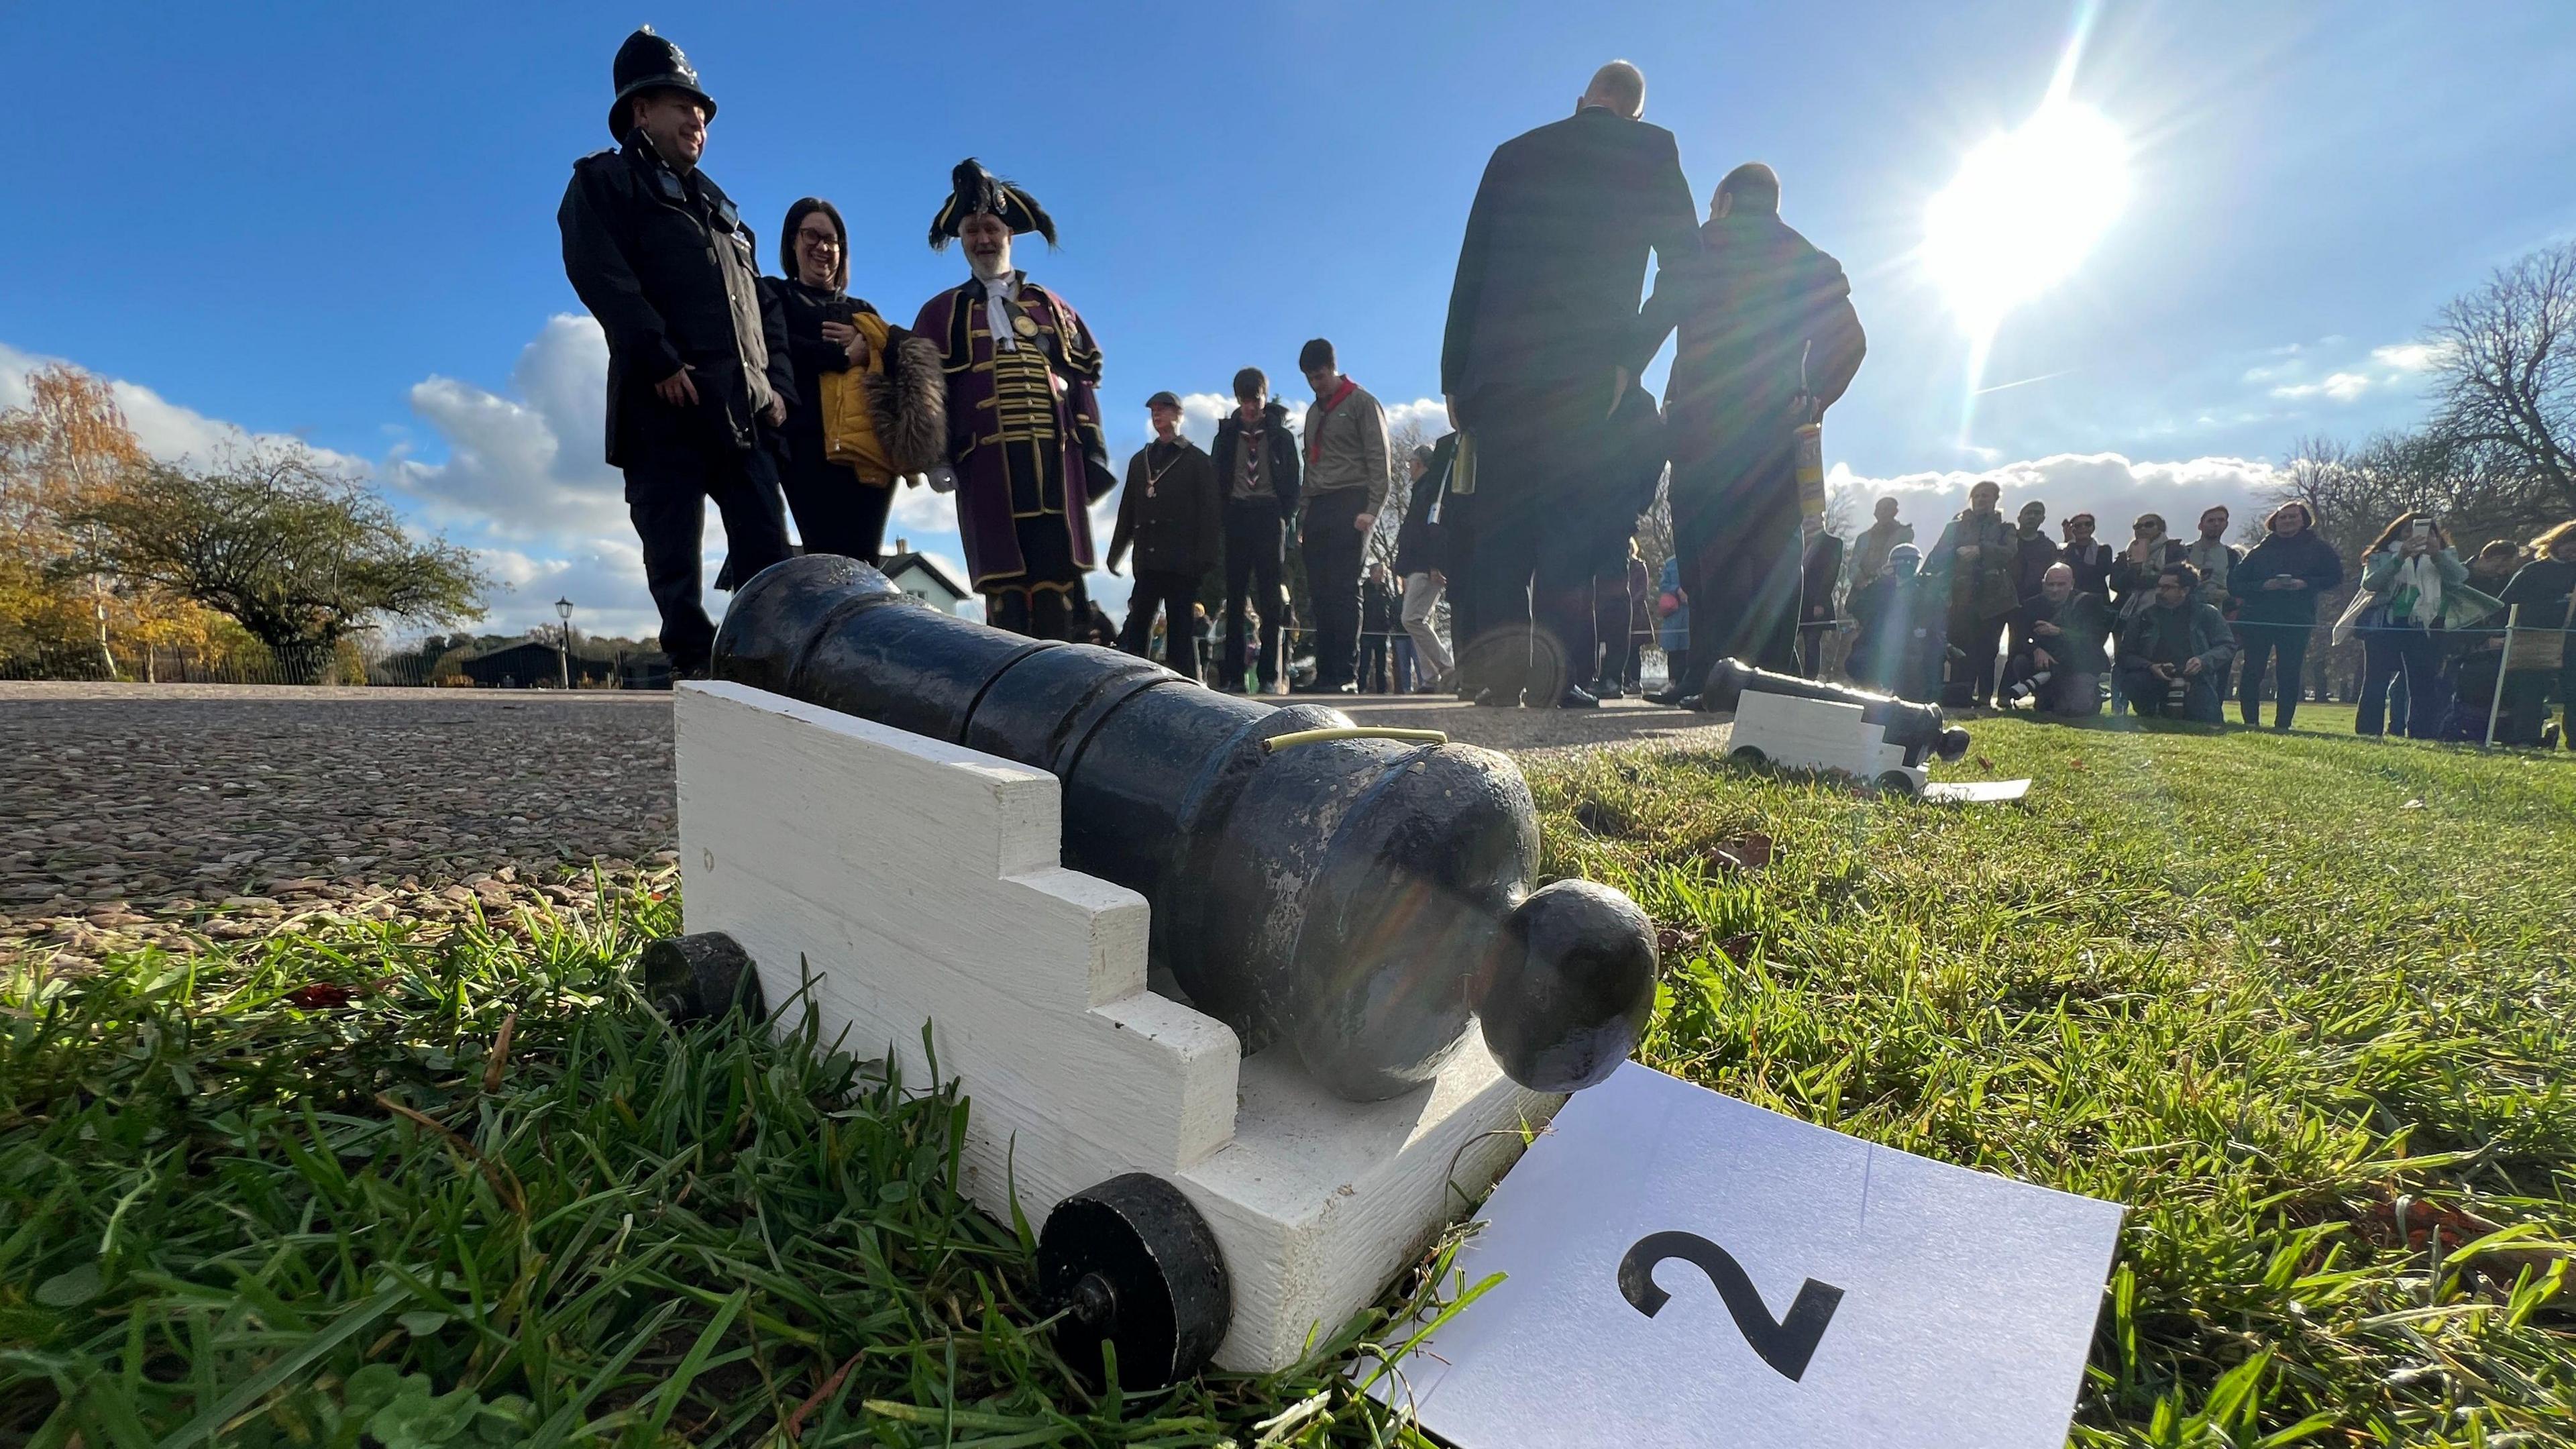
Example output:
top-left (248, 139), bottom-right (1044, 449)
top-left (1809, 494), bottom-right (2575, 746)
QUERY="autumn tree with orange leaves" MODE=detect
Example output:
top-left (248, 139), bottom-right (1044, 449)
top-left (0, 366), bottom-right (252, 673)
top-left (3, 365), bottom-right (347, 677)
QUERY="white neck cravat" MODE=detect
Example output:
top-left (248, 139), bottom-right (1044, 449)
top-left (978, 269), bottom-right (1021, 351)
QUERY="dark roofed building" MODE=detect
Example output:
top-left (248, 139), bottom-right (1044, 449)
top-left (881, 539), bottom-right (972, 614)
top-left (458, 639), bottom-right (620, 688)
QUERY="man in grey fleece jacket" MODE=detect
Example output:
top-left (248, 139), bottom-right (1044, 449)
top-left (1295, 336), bottom-right (1392, 692)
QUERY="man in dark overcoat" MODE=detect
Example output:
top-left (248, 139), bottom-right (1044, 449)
top-left (1108, 391), bottom-right (1222, 678)
top-left (1441, 60), bottom-right (1700, 707)
top-left (1640, 162), bottom-right (1866, 700)
top-left (559, 27), bottom-right (794, 676)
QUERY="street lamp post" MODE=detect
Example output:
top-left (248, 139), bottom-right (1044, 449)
top-left (554, 597), bottom-right (575, 689)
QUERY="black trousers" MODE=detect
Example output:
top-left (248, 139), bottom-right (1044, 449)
top-left (1444, 490), bottom-right (1480, 692)
top-left (1591, 570), bottom-right (1634, 688)
top-left (1670, 435), bottom-right (1803, 693)
top-left (2235, 621), bottom-right (2312, 727)
top-left (1945, 611), bottom-right (2008, 706)
top-left (1460, 380), bottom-right (1611, 702)
top-left (625, 437), bottom-right (792, 673)
top-left (1121, 568), bottom-right (1204, 679)
top-left (1224, 500), bottom-right (1287, 690)
top-left (2117, 661), bottom-right (2222, 721)
top-left (2358, 627), bottom-right (2445, 738)
top-left (1302, 488), bottom-right (1368, 687)
top-left (1358, 631), bottom-right (1390, 692)
top-left (2496, 667), bottom-right (2561, 745)
top-left (779, 460), bottom-right (893, 565)
top-left (1798, 622), bottom-right (1829, 680)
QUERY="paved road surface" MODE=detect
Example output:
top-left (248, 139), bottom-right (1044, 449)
top-left (0, 682), bottom-right (1725, 966)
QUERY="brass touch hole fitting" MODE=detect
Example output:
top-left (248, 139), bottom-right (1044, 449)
top-left (1260, 727), bottom-right (1452, 753)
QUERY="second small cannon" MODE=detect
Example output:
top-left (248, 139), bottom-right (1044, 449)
top-left (712, 555), bottom-right (1658, 1102)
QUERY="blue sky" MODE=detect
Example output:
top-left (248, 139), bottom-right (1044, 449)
top-left (6, 2), bottom-right (2574, 638)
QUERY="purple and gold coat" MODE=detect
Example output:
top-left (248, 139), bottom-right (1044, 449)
top-left (912, 274), bottom-right (1110, 590)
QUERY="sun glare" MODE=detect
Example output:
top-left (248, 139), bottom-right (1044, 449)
top-left (1924, 102), bottom-right (2129, 335)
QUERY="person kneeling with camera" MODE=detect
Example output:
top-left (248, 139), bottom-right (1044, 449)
top-left (2002, 562), bottom-right (2111, 716)
top-left (2114, 561), bottom-right (2237, 722)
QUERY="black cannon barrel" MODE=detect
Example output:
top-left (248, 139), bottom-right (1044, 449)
top-left (711, 556), bottom-right (1656, 1102)
top-left (1697, 658), bottom-right (1972, 765)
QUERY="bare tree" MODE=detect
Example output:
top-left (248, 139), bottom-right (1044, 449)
top-left (2426, 240), bottom-right (2576, 519)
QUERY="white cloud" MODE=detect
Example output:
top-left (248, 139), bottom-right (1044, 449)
top-left (0, 340), bottom-right (360, 468)
top-left (1827, 451), bottom-right (2278, 534)
top-left (2370, 341), bottom-right (2453, 372)
top-left (2271, 370), bottom-right (2374, 402)
top-left (1383, 396), bottom-right (1449, 435)
top-left (386, 315), bottom-right (625, 539)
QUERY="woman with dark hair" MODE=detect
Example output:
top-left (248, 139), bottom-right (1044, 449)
top-left (2229, 499), bottom-right (2343, 729)
top-left (2332, 510), bottom-right (2490, 739)
top-left (759, 197), bottom-right (943, 564)
top-left (2495, 519), bottom-right (2576, 746)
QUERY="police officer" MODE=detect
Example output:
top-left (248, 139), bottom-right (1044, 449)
top-left (559, 27), bottom-right (794, 676)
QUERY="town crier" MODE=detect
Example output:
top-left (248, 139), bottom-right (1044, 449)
top-left (914, 160), bottom-right (1111, 639)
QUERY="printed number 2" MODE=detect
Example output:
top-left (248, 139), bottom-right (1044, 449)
top-left (1617, 1231), bottom-right (1844, 1382)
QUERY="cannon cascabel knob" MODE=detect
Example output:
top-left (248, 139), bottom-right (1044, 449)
top-left (1476, 880), bottom-right (1658, 1093)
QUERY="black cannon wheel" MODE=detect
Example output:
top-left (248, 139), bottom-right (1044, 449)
top-left (640, 931), bottom-right (764, 1023)
top-left (1876, 770), bottom-right (1923, 798)
top-left (1729, 745), bottom-right (1768, 767)
top-left (1038, 1173), bottom-right (1230, 1388)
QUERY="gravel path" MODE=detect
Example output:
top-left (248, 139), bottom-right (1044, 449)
top-left (1, 685), bottom-right (678, 966)
top-left (0, 682), bottom-right (1724, 967)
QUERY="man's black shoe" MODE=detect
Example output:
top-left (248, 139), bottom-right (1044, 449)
top-left (1592, 680), bottom-right (1626, 700)
top-left (1472, 687), bottom-right (1519, 707)
top-left (1645, 686), bottom-right (1686, 706)
top-left (1336, 682), bottom-right (1359, 694)
top-left (1556, 686), bottom-right (1601, 709)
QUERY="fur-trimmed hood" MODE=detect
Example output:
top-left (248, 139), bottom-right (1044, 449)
top-left (865, 331), bottom-right (948, 476)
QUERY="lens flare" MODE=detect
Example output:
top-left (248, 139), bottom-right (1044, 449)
top-left (1924, 102), bottom-right (2129, 335)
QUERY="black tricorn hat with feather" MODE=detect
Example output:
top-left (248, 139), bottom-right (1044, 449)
top-left (928, 158), bottom-right (1059, 250)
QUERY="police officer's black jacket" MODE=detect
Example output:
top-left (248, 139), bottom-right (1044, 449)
top-left (559, 134), bottom-right (794, 466)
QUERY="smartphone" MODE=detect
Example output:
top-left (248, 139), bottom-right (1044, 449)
top-left (2411, 519), bottom-right (2435, 539)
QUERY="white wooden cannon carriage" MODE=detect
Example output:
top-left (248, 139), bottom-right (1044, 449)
top-left (660, 680), bottom-right (1562, 1381)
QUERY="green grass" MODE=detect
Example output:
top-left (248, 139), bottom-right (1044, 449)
top-left (4, 720), bottom-right (2573, 1446)
top-left (1536, 714), bottom-right (2576, 1446)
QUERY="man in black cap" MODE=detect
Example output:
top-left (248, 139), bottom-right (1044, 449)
top-left (1108, 390), bottom-right (1221, 679)
top-left (1441, 60), bottom-right (1700, 708)
top-left (559, 26), bottom-right (793, 678)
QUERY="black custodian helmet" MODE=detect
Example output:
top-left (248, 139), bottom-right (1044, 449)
top-left (608, 26), bottom-right (717, 141)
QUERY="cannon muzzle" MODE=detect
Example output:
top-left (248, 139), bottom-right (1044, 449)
top-left (712, 557), bottom-right (1656, 1102)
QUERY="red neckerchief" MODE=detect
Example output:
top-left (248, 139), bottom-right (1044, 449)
top-left (1307, 378), bottom-right (1359, 464)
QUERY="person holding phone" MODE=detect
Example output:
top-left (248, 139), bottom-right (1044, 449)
top-left (2336, 510), bottom-right (2487, 739)
top-left (2229, 500), bottom-right (2343, 729)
